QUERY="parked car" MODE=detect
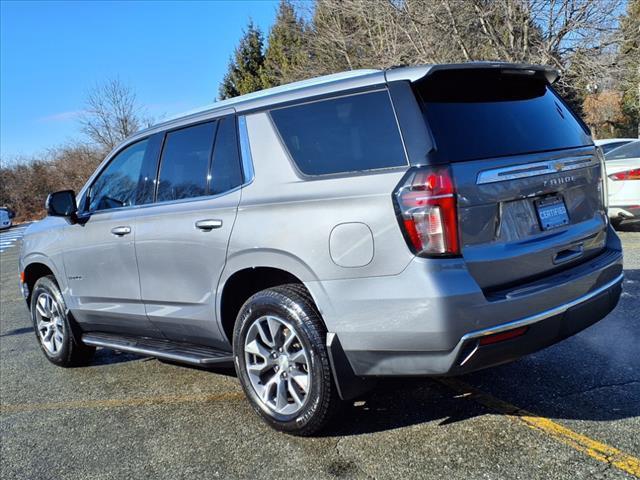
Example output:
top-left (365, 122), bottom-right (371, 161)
top-left (19, 63), bottom-right (623, 435)
top-left (0, 207), bottom-right (14, 230)
top-left (594, 138), bottom-right (636, 155)
top-left (604, 140), bottom-right (640, 227)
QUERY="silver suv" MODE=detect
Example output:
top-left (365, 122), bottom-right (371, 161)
top-left (19, 63), bottom-right (623, 435)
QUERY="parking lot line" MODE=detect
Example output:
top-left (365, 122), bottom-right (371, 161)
top-left (0, 390), bottom-right (245, 414)
top-left (438, 377), bottom-right (640, 478)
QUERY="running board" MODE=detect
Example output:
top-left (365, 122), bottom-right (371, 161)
top-left (81, 333), bottom-right (233, 366)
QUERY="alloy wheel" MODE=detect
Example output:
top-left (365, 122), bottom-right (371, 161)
top-left (244, 315), bottom-right (311, 416)
top-left (35, 292), bottom-right (65, 355)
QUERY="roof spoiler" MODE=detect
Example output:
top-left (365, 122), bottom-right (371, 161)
top-left (385, 62), bottom-right (560, 85)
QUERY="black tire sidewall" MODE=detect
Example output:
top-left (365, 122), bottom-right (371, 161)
top-left (233, 289), bottom-right (330, 433)
top-left (31, 276), bottom-right (73, 365)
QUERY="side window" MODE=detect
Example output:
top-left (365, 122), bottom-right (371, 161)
top-left (270, 90), bottom-right (407, 176)
top-left (88, 138), bottom-right (156, 212)
top-left (210, 116), bottom-right (243, 195)
top-left (157, 122), bottom-right (217, 202)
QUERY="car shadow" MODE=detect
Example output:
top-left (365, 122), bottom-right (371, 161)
top-left (0, 326), bottom-right (34, 337)
top-left (91, 348), bottom-right (146, 366)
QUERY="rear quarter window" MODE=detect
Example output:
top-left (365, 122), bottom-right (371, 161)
top-left (270, 90), bottom-right (407, 176)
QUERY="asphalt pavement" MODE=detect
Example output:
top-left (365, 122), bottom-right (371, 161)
top-left (1, 224), bottom-right (638, 480)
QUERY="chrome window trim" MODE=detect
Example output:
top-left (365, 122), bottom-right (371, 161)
top-left (476, 154), bottom-right (597, 184)
top-left (79, 184), bottom-right (244, 219)
top-left (237, 115), bottom-right (255, 184)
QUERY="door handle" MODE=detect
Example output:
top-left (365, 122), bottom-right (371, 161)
top-left (111, 226), bottom-right (131, 236)
top-left (195, 219), bottom-right (223, 231)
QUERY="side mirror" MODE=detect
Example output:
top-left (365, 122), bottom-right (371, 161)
top-left (7, 208), bottom-right (15, 219)
top-left (46, 190), bottom-right (78, 222)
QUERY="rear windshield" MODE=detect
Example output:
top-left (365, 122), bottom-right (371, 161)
top-left (605, 141), bottom-right (640, 160)
top-left (415, 70), bottom-right (592, 162)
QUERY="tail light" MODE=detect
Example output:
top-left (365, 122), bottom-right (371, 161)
top-left (394, 166), bottom-right (460, 256)
top-left (596, 147), bottom-right (608, 210)
top-left (609, 168), bottom-right (640, 181)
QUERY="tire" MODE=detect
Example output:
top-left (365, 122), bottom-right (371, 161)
top-left (31, 275), bottom-right (95, 367)
top-left (233, 284), bottom-right (340, 436)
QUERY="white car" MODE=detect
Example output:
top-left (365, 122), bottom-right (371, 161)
top-left (604, 140), bottom-right (640, 226)
top-left (595, 138), bottom-right (636, 155)
top-left (0, 208), bottom-right (13, 230)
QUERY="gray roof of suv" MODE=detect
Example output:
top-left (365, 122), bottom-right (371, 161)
top-left (127, 62), bottom-right (558, 147)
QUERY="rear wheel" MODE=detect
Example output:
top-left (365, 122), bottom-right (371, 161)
top-left (31, 276), bottom-right (95, 367)
top-left (233, 284), bottom-right (340, 436)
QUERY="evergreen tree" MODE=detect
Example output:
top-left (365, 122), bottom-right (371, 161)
top-left (261, 0), bottom-right (308, 88)
top-left (619, 0), bottom-right (640, 137)
top-left (219, 21), bottom-right (266, 100)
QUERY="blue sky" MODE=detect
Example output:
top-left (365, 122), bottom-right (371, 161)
top-left (0, 0), bottom-right (280, 160)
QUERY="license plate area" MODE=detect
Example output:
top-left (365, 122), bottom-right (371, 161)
top-left (535, 196), bottom-right (569, 230)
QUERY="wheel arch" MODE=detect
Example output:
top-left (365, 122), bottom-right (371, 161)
top-left (217, 250), bottom-right (327, 344)
top-left (22, 257), bottom-right (61, 307)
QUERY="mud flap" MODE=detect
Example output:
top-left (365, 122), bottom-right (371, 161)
top-left (326, 333), bottom-right (376, 401)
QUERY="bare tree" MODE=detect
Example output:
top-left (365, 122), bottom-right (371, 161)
top-left (303, 0), bottom-right (623, 114)
top-left (80, 79), bottom-right (146, 152)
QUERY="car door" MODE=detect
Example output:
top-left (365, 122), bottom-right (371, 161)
top-left (135, 115), bottom-right (244, 348)
top-left (62, 134), bottom-right (164, 336)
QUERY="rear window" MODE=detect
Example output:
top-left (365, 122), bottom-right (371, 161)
top-left (157, 122), bottom-right (216, 202)
top-left (600, 141), bottom-right (632, 155)
top-left (270, 90), bottom-right (407, 176)
top-left (416, 70), bottom-right (592, 162)
top-left (605, 141), bottom-right (640, 160)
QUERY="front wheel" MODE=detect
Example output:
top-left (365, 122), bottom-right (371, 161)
top-left (233, 284), bottom-right (340, 436)
top-left (31, 275), bottom-right (95, 367)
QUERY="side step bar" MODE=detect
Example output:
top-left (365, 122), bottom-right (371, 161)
top-left (82, 333), bottom-right (233, 366)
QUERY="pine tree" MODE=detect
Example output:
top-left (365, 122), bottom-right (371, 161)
top-left (218, 21), bottom-right (266, 100)
top-left (619, 0), bottom-right (640, 137)
top-left (261, 0), bottom-right (308, 88)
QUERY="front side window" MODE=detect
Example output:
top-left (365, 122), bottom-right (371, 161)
top-left (88, 139), bottom-right (151, 212)
top-left (270, 90), bottom-right (407, 176)
top-left (157, 122), bottom-right (217, 202)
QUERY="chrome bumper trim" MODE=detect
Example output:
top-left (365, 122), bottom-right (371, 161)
top-left (461, 273), bottom-right (624, 342)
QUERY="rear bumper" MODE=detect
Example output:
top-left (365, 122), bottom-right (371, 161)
top-left (343, 272), bottom-right (622, 377)
top-left (312, 228), bottom-right (623, 379)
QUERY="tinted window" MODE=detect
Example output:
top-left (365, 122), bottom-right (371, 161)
top-left (210, 116), bottom-right (243, 194)
top-left (157, 122), bottom-right (216, 202)
top-left (605, 141), bottom-right (640, 160)
top-left (89, 138), bottom-right (155, 212)
top-left (270, 91), bottom-right (407, 175)
top-left (416, 70), bottom-right (592, 162)
top-left (600, 141), bottom-right (632, 155)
